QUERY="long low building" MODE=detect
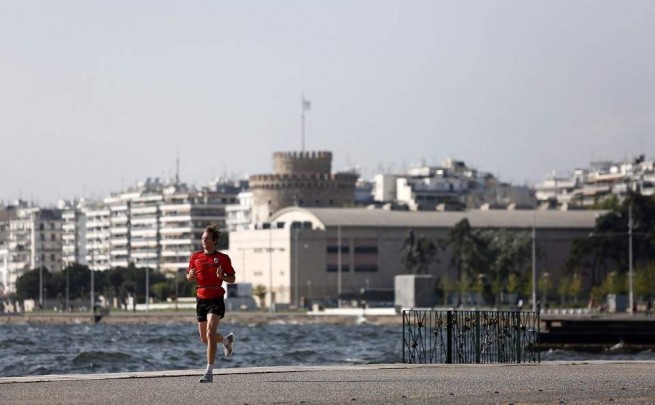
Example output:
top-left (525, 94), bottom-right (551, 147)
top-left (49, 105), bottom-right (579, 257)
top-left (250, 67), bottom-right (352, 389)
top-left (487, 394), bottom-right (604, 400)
top-left (227, 207), bottom-right (604, 308)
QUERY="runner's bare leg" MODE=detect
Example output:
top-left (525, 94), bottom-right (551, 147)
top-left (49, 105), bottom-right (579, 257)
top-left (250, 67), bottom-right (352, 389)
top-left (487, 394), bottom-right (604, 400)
top-left (199, 313), bottom-right (224, 365)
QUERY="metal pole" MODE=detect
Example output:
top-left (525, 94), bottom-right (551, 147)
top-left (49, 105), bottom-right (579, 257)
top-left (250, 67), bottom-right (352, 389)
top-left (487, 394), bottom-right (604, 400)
top-left (175, 249), bottom-right (179, 312)
top-left (65, 265), bottom-right (69, 312)
top-left (294, 227), bottom-right (299, 308)
top-left (90, 248), bottom-right (94, 313)
top-left (39, 259), bottom-right (43, 311)
top-left (145, 265), bottom-right (150, 312)
top-left (532, 214), bottom-right (537, 313)
top-left (269, 227), bottom-right (273, 313)
top-left (629, 203), bottom-right (634, 314)
top-left (337, 225), bottom-right (342, 308)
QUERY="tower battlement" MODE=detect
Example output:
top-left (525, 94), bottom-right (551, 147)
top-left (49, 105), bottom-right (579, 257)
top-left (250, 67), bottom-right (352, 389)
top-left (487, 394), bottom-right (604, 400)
top-left (273, 151), bottom-right (332, 175)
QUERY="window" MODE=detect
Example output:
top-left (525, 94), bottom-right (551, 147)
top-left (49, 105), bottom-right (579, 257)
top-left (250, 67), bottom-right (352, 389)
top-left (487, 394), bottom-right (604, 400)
top-left (354, 246), bottom-right (377, 254)
top-left (326, 246), bottom-right (349, 254)
top-left (327, 265), bottom-right (350, 273)
top-left (355, 265), bottom-right (378, 273)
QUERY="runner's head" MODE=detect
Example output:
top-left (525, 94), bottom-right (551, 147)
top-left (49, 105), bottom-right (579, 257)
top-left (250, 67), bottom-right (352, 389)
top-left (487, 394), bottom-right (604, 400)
top-left (202, 225), bottom-right (222, 252)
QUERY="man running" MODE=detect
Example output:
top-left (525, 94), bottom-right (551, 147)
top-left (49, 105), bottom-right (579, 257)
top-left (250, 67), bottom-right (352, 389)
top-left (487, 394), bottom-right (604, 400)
top-left (186, 225), bottom-right (236, 383)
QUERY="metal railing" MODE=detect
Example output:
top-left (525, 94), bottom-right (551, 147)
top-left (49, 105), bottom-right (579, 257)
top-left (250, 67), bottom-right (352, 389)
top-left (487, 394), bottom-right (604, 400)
top-left (402, 309), bottom-right (540, 364)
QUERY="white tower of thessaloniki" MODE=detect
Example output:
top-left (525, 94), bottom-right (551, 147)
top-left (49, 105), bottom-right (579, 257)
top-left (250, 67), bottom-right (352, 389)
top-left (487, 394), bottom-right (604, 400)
top-left (249, 151), bottom-right (358, 224)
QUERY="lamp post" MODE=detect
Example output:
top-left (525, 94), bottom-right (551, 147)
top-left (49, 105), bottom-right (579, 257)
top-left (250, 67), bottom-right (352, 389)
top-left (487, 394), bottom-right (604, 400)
top-left (628, 204), bottom-right (634, 314)
top-left (65, 264), bottom-right (70, 312)
top-left (532, 215), bottom-right (537, 313)
top-left (90, 249), bottom-right (95, 313)
top-left (337, 225), bottom-right (342, 308)
top-left (268, 226), bottom-right (273, 313)
top-left (145, 263), bottom-right (150, 313)
top-left (175, 248), bottom-right (179, 312)
top-left (294, 227), bottom-right (299, 309)
top-left (38, 257), bottom-right (43, 311)
top-left (587, 203), bottom-right (647, 315)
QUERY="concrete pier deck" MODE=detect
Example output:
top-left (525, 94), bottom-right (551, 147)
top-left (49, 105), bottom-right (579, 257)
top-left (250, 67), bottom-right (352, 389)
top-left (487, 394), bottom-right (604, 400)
top-left (1, 361), bottom-right (654, 404)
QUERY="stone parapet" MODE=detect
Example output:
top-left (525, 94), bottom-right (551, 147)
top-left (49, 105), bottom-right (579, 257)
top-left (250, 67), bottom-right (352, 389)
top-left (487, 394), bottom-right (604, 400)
top-left (273, 151), bottom-right (332, 175)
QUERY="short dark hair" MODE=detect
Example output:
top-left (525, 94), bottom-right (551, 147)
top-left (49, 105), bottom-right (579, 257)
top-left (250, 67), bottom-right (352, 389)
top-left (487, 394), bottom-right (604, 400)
top-left (204, 225), bottom-right (222, 241)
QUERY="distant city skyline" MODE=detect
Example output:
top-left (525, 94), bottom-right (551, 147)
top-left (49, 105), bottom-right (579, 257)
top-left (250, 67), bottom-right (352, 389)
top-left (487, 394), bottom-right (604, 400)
top-left (2, 1), bottom-right (654, 206)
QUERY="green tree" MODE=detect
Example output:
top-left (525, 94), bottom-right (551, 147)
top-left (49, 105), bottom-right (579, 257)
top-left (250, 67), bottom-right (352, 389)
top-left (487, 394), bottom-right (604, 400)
top-left (444, 219), bottom-right (489, 305)
top-left (599, 271), bottom-right (627, 296)
top-left (480, 229), bottom-right (533, 305)
top-left (506, 273), bottom-right (521, 296)
top-left (557, 275), bottom-right (571, 306)
top-left (538, 272), bottom-right (553, 306)
top-left (634, 263), bottom-right (655, 300)
top-left (15, 267), bottom-right (51, 301)
top-left (151, 281), bottom-right (171, 301)
top-left (569, 272), bottom-right (583, 306)
top-left (438, 276), bottom-right (454, 306)
top-left (253, 284), bottom-right (267, 308)
top-left (568, 193), bottom-right (655, 288)
top-left (401, 230), bottom-right (440, 274)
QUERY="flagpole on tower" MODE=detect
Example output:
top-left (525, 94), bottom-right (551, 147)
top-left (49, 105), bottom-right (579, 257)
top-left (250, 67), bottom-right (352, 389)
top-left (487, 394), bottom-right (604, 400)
top-left (301, 95), bottom-right (311, 152)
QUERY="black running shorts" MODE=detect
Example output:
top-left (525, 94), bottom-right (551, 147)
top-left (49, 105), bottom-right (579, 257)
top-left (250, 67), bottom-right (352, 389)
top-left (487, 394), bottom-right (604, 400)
top-left (196, 297), bottom-right (225, 322)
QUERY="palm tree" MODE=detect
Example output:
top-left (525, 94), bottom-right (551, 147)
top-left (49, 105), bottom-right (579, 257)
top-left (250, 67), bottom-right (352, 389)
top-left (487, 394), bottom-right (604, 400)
top-left (401, 230), bottom-right (439, 274)
top-left (253, 284), bottom-right (267, 309)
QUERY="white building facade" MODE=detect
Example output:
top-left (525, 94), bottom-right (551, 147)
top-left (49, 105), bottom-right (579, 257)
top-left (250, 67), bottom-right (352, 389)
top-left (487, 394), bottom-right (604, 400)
top-left (1, 206), bottom-right (63, 294)
top-left (59, 179), bottom-right (239, 275)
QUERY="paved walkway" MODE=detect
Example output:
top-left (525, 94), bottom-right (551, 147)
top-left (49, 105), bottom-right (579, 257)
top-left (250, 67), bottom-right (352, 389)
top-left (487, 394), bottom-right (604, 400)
top-left (2, 361), bottom-right (654, 404)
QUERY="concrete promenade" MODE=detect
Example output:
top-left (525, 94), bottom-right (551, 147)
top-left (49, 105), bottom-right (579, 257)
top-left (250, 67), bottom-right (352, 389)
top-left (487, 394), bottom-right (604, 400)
top-left (1, 361), bottom-right (654, 404)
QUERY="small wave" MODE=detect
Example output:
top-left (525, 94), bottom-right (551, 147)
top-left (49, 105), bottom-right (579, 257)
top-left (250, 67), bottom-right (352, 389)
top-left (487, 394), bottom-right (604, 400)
top-left (72, 351), bottom-right (135, 365)
top-left (144, 336), bottom-right (183, 344)
top-left (285, 349), bottom-right (317, 361)
top-left (0, 338), bottom-right (36, 348)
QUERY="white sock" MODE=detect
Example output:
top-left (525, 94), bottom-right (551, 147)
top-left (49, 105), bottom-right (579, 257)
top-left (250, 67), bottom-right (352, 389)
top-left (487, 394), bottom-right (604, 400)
top-left (205, 364), bottom-right (213, 373)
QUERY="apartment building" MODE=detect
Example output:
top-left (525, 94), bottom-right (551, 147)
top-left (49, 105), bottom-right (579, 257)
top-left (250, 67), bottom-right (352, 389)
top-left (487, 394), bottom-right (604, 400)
top-left (225, 190), bottom-right (253, 232)
top-left (159, 183), bottom-right (237, 274)
top-left (373, 158), bottom-right (536, 211)
top-left (61, 201), bottom-right (87, 267)
top-left (0, 203), bottom-right (63, 294)
top-left (58, 178), bottom-right (240, 276)
top-left (535, 155), bottom-right (655, 208)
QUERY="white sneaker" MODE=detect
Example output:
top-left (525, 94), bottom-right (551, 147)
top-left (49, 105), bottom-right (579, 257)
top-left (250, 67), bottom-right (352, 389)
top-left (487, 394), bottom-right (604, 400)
top-left (223, 332), bottom-right (235, 357)
top-left (199, 370), bottom-right (213, 383)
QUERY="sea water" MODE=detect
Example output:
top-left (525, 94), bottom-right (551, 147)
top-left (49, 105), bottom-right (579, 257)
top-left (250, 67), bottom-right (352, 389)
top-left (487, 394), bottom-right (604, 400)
top-left (0, 322), bottom-right (400, 377)
top-left (1, 322), bottom-right (653, 377)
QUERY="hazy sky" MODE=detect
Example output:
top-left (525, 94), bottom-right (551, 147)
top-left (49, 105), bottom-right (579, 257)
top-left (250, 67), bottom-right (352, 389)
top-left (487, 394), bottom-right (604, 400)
top-left (2, 1), bottom-right (654, 206)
